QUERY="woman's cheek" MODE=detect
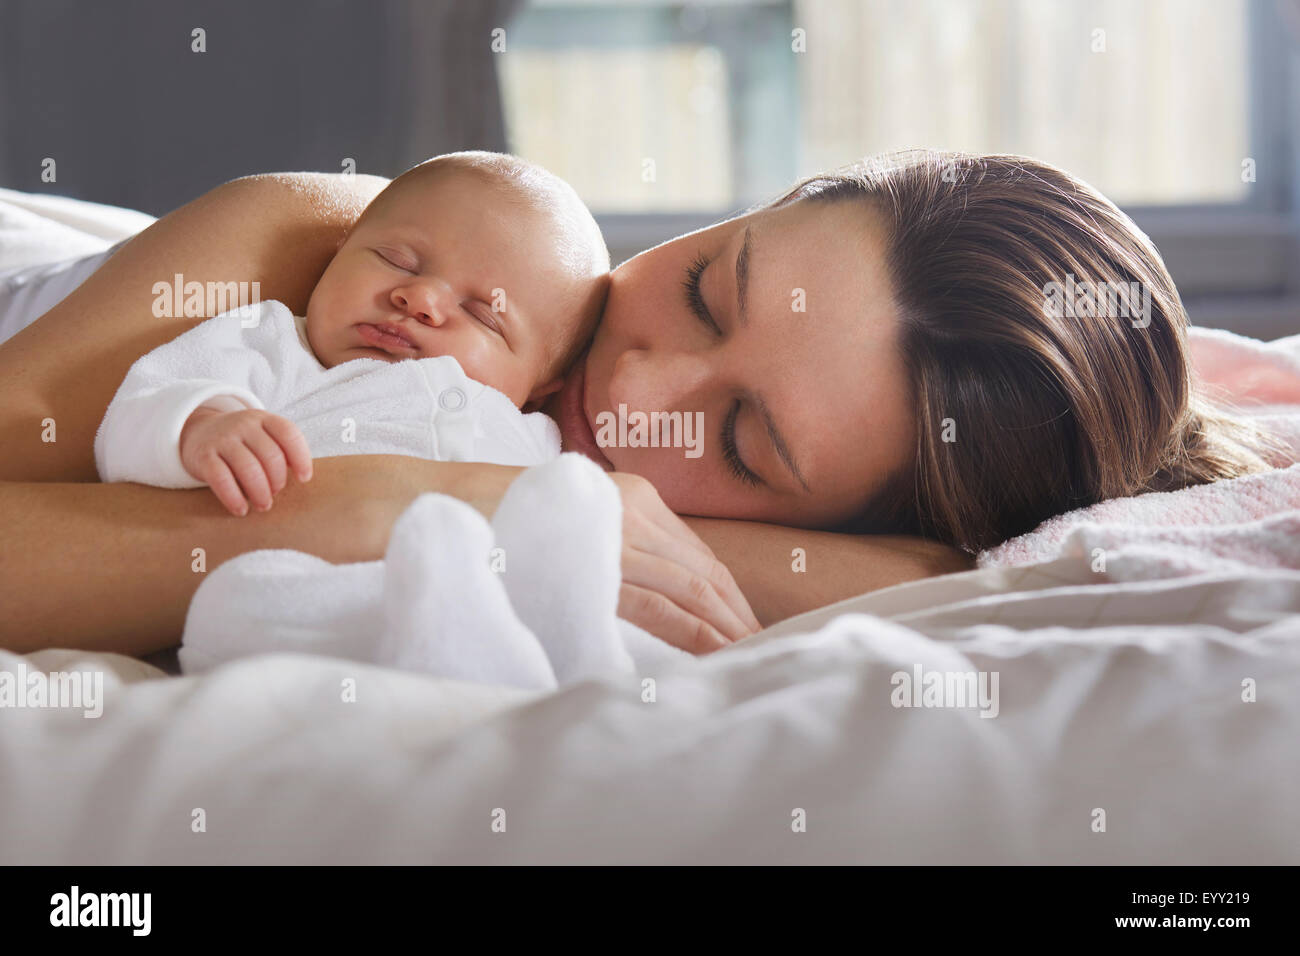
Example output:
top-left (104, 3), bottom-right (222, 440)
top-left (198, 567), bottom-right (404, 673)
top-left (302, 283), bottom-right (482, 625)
top-left (615, 448), bottom-right (715, 514)
top-left (605, 256), bottom-right (675, 341)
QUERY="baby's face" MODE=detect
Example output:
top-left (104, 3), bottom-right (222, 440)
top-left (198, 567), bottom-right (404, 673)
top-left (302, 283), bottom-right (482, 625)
top-left (306, 169), bottom-right (601, 408)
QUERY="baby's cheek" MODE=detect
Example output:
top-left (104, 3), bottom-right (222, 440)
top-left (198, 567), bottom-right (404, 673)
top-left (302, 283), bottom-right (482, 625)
top-left (455, 337), bottom-right (521, 396)
top-left (454, 335), bottom-right (496, 376)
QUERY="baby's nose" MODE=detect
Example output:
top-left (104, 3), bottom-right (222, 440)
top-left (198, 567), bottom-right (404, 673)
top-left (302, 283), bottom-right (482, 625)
top-left (393, 280), bottom-right (456, 326)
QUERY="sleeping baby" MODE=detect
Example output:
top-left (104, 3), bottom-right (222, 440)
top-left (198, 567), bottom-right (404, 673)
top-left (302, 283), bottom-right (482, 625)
top-left (95, 151), bottom-right (609, 512)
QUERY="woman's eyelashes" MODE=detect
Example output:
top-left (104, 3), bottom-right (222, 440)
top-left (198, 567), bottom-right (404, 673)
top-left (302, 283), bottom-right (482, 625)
top-left (682, 252), bottom-right (722, 336)
top-left (721, 400), bottom-right (762, 487)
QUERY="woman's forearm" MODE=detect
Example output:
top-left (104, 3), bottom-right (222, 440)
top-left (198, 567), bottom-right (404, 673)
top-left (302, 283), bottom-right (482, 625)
top-left (0, 447), bottom-right (970, 654)
top-left (685, 517), bottom-right (975, 627)
top-left (0, 456), bottom-right (523, 655)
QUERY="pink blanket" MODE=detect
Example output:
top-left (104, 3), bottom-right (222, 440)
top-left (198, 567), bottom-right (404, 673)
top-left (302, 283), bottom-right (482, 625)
top-left (977, 326), bottom-right (1300, 579)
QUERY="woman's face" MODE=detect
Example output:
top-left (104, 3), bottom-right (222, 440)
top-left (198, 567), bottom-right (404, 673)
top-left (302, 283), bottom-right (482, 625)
top-left (549, 197), bottom-right (916, 529)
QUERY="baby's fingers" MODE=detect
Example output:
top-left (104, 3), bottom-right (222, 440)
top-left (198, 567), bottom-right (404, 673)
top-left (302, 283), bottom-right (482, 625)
top-left (221, 443), bottom-right (273, 512)
top-left (262, 414), bottom-right (312, 482)
top-left (242, 425), bottom-right (288, 496)
top-left (203, 456), bottom-right (250, 516)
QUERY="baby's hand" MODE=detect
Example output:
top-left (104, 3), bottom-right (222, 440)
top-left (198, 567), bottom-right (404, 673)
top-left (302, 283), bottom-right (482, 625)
top-left (180, 407), bottom-right (313, 515)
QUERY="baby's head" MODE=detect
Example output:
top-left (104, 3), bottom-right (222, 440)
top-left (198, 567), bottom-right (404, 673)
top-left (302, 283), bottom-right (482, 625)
top-left (306, 151), bottom-right (609, 409)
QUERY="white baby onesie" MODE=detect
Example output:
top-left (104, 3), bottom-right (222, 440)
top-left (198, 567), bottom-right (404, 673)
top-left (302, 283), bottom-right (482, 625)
top-left (94, 299), bottom-right (561, 486)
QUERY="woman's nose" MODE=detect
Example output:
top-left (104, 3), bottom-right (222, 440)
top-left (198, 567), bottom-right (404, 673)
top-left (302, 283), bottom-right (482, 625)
top-left (391, 279), bottom-right (456, 327)
top-left (608, 348), bottom-right (713, 413)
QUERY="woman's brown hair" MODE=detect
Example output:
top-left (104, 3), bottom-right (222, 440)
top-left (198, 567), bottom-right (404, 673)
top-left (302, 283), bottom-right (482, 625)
top-left (773, 149), bottom-right (1287, 553)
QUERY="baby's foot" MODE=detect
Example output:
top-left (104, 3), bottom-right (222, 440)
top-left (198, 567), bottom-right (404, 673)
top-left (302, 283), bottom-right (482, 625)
top-left (380, 493), bottom-right (557, 690)
top-left (490, 454), bottom-right (633, 683)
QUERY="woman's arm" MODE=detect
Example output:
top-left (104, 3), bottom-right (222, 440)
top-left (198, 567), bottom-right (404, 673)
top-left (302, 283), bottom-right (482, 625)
top-left (686, 517), bottom-right (975, 627)
top-left (0, 456), bottom-right (523, 654)
top-left (0, 457), bottom-right (969, 654)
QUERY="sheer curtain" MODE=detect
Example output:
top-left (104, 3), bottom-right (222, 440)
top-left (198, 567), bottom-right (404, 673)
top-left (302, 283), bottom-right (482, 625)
top-left (0, 0), bottom-right (521, 214)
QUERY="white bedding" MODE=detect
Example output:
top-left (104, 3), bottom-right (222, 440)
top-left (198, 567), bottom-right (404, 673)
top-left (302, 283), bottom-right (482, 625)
top-left (4, 556), bottom-right (1297, 864)
top-left (0, 186), bottom-right (154, 269)
top-left (1, 190), bottom-right (1297, 864)
top-left (0, 186), bottom-right (155, 344)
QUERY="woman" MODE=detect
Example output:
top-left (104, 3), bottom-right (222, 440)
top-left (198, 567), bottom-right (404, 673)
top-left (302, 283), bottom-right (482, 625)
top-left (0, 150), bottom-right (1277, 656)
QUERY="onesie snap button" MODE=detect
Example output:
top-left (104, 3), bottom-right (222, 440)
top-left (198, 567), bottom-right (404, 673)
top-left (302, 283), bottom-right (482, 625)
top-left (438, 386), bottom-right (467, 412)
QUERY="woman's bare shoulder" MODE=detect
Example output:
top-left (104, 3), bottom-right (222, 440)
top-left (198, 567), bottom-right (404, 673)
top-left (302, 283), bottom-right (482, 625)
top-left (210, 171), bottom-right (390, 229)
top-left (0, 171), bottom-right (391, 481)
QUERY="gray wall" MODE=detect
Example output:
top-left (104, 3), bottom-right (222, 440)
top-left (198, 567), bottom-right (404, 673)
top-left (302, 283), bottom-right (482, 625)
top-left (0, 0), bottom-right (520, 215)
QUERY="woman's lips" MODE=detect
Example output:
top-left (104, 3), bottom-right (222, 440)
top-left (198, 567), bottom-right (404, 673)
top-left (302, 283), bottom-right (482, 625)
top-left (560, 353), bottom-right (614, 470)
top-left (357, 322), bottom-right (419, 353)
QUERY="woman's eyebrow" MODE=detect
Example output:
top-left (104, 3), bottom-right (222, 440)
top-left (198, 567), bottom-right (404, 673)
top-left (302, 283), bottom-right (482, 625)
top-left (750, 390), bottom-right (811, 494)
top-left (735, 225), bottom-right (753, 325)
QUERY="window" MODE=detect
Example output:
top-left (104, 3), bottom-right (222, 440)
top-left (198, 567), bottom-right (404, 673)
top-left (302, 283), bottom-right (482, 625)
top-left (502, 0), bottom-right (1296, 335)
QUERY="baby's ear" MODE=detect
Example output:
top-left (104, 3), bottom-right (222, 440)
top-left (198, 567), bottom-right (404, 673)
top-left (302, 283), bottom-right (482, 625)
top-left (522, 377), bottom-right (564, 413)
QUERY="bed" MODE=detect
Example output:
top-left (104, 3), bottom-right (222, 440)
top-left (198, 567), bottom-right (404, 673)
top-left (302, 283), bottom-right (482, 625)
top-left (2, 189), bottom-right (1297, 864)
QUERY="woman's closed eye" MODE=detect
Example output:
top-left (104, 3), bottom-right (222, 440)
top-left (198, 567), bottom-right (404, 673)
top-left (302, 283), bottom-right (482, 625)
top-left (682, 251), bottom-right (722, 335)
top-left (722, 400), bottom-right (762, 488)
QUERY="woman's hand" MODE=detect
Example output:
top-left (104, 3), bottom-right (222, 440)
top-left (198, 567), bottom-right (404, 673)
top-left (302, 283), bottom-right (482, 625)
top-left (607, 472), bottom-right (762, 654)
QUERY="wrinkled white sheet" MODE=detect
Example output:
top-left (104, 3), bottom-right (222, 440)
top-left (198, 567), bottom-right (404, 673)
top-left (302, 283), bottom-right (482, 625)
top-left (3, 554), bottom-right (1297, 864)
